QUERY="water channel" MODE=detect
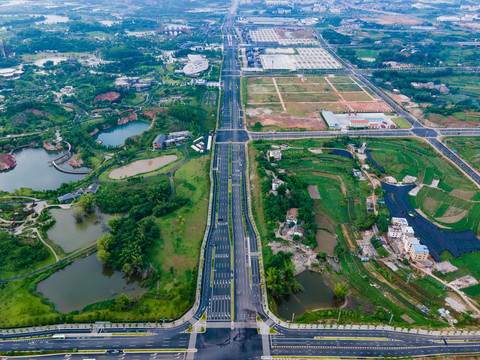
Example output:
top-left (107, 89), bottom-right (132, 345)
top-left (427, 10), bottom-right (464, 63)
top-left (95, 121), bottom-right (150, 147)
top-left (37, 255), bottom-right (145, 313)
top-left (0, 148), bottom-right (86, 192)
top-left (276, 271), bottom-right (336, 320)
top-left (47, 208), bottom-right (112, 253)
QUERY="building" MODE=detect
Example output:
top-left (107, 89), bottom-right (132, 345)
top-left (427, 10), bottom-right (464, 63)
top-left (60, 86), bottom-right (75, 96)
top-left (268, 149), bottom-right (282, 161)
top-left (388, 224), bottom-right (404, 239)
top-left (57, 193), bottom-right (74, 202)
top-left (322, 111), bottom-right (340, 129)
top-left (402, 235), bottom-right (420, 253)
top-left (183, 54), bottom-right (209, 77)
top-left (286, 215), bottom-right (297, 226)
top-left (85, 183), bottom-right (100, 194)
top-left (410, 244), bottom-right (430, 261)
top-left (153, 134), bottom-right (167, 149)
top-left (114, 77), bottom-right (153, 91)
top-left (0, 67), bottom-right (23, 79)
top-left (260, 48), bottom-right (341, 70)
top-left (392, 217), bottom-right (409, 227)
top-left (321, 111), bottom-right (396, 131)
top-left (272, 178), bottom-right (284, 191)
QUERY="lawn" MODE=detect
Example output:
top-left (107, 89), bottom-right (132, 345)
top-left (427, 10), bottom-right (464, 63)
top-left (391, 117), bottom-right (412, 129)
top-left (152, 154), bottom-right (210, 297)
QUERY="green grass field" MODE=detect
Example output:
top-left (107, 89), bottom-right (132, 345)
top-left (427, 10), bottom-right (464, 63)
top-left (366, 137), bottom-right (480, 234)
top-left (443, 137), bottom-right (480, 173)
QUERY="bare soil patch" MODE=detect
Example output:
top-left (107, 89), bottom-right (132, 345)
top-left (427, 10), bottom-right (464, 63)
top-left (364, 16), bottom-right (423, 25)
top-left (436, 209), bottom-right (468, 224)
top-left (423, 197), bottom-right (439, 214)
top-left (308, 185), bottom-right (321, 199)
top-left (428, 113), bottom-right (480, 128)
top-left (450, 189), bottom-right (477, 201)
top-left (95, 91), bottom-right (121, 103)
top-left (109, 155), bottom-right (178, 179)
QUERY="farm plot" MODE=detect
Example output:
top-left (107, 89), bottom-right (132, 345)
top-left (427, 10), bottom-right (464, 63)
top-left (244, 75), bottom-right (391, 131)
top-left (365, 137), bottom-right (480, 235)
top-left (443, 136), bottom-right (480, 173)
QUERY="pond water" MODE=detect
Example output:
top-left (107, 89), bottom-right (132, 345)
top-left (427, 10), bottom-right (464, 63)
top-left (47, 208), bottom-right (112, 253)
top-left (0, 148), bottom-right (86, 192)
top-left (315, 229), bottom-right (337, 256)
top-left (95, 121), bottom-right (150, 147)
top-left (276, 271), bottom-right (335, 320)
top-left (37, 255), bottom-right (145, 314)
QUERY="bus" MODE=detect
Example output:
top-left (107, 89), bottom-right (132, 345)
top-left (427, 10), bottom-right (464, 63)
top-left (52, 334), bottom-right (65, 340)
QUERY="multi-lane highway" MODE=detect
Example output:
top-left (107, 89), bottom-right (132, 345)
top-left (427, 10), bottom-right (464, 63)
top-left (3, 1), bottom-right (480, 359)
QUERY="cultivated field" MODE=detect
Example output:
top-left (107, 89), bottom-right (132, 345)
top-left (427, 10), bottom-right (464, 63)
top-left (365, 138), bottom-right (480, 234)
top-left (443, 136), bottom-right (480, 173)
top-left (244, 75), bottom-right (391, 131)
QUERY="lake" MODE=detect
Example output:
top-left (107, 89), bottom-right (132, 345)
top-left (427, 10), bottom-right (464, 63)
top-left (276, 271), bottom-right (335, 320)
top-left (37, 255), bottom-right (145, 313)
top-left (95, 121), bottom-right (150, 147)
top-left (47, 208), bottom-right (112, 253)
top-left (0, 148), bottom-right (86, 192)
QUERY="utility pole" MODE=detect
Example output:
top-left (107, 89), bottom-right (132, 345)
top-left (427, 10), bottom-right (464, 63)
top-left (291, 313), bottom-right (295, 323)
top-left (389, 313), bottom-right (394, 324)
top-left (338, 310), bottom-right (342, 322)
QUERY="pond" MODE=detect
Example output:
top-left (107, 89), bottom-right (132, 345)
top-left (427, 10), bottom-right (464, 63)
top-left (37, 255), bottom-right (145, 313)
top-left (276, 271), bottom-right (335, 320)
top-left (47, 208), bottom-right (112, 253)
top-left (0, 148), bottom-right (86, 192)
top-left (95, 121), bottom-right (150, 147)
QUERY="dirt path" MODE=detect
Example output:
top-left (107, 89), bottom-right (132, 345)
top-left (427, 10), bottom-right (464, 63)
top-left (33, 229), bottom-right (59, 262)
top-left (412, 264), bottom-right (480, 316)
top-left (272, 77), bottom-right (287, 112)
top-left (324, 77), bottom-right (353, 112)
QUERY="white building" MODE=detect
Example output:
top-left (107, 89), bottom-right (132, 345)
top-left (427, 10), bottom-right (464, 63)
top-left (392, 217), bottom-right (409, 227)
top-left (272, 178), bottom-right (284, 191)
top-left (268, 149), bottom-right (282, 161)
top-left (402, 235), bottom-right (420, 253)
top-left (0, 68), bottom-right (23, 79)
top-left (183, 54), bottom-right (209, 77)
top-left (387, 225), bottom-right (402, 239)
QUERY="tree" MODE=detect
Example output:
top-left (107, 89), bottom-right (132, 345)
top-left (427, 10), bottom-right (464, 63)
top-left (334, 282), bottom-right (349, 300)
top-left (77, 194), bottom-right (95, 215)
